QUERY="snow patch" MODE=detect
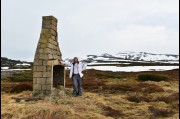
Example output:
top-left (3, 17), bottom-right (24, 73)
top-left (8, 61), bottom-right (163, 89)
top-left (86, 66), bottom-right (179, 72)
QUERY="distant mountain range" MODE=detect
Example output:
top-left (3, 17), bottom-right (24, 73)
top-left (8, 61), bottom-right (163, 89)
top-left (1, 52), bottom-right (179, 69)
top-left (1, 57), bottom-right (33, 69)
top-left (82, 51), bottom-right (179, 64)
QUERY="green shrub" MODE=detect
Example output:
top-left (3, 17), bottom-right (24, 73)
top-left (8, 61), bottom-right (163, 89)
top-left (1, 77), bottom-right (10, 81)
top-left (9, 70), bottom-right (33, 82)
top-left (10, 83), bottom-right (32, 93)
top-left (137, 73), bottom-right (168, 82)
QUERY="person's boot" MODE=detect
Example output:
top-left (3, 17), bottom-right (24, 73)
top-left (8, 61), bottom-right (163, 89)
top-left (77, 92), bottom-right (82, 96)
top-left (73, 91), bottom-right (78, 97)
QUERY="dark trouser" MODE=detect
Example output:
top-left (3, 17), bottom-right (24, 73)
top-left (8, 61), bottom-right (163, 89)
top-left (72, 74), bottom-right (82, 96)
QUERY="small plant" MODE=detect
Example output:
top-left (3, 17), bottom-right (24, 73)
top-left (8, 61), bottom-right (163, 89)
top-left (96, 71), bottom-right (127, 79)
top-left (127, 93), bottom-right (151, 103)
top-left (133, 83), bottom-right (164, 93)
top-left (137, 73), bottom-right (168, 82)
top-left (108, 84), bottom-right (134, 92)
top-left (155, 92), bottom-right (179, 104)
top-left (10, 83), bottom-right (32, 93)
top-left (148, 106), bottom-right (175, 117)
top-left (99, 104), bottom-right (124, 118)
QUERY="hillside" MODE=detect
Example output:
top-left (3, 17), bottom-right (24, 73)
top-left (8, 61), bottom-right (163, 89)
top-left (1, 51), bottom-right (179, 72)
top-left (1, 57), bottom-right (33, 69)
top-left (1, 69), bottom-right (179, 119)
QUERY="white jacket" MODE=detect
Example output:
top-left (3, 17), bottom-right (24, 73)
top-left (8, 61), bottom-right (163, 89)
top-left (61, 61), bottom-right (85, 78)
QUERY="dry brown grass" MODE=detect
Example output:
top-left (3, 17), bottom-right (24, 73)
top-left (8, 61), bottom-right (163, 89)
top-left (1, 69), bottom-right (179, 119)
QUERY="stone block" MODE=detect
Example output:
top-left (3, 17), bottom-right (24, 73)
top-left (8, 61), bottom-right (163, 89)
top-left (33, 72), bottom-right (43, 77)
top-left (41, 29), bottom-right (51, 34)
top-left (46, 66), bottom-right (52, 71)
top-left (47, 43), bottom-right (53, 49)
top-left (36, 66), bottom-right (46, 71)
top-left (43, 71), bottom-right (51, 77)
top-left (48, 54), bottom-right (53, 59)
top-left (55, 51), bottom-right (59, 55)
top-left (48, 38), bottom-right (54, 45)
top-left (37, 78), bottom-right (46, 85)
top-left (34, 60), bottom-right (43, 65)
top-left (39, 38), bottom-right (49, 44)
top-left (33, 84), bottom-right (42, 90)
top-left (51, 35), bottom-right (56, 40)
top-left (53, 54), bottom-right (58, 59)
top-left (50, 29), bottom-right (57, 36)
top-left (51, 20), bottom-right (57, 26)
top-left (33, 66), bottom-right (37, 71)
top-left (44, 48), bottom-right (52, 54)
top-left (45, 78), bottom-right (52, 84)
top-left (43, 20), bottom-right (51, 25)
top-left (42, 16), bottom-right (58, 23)
top-left (43, 60), bottom-right (48, 65)
top-left (54, 41), bottom-right (58, 46)
top-left (52, 25), bottom-right (57, 31)
top-left (39, 54), bottom-right (48, 59)
top-left (42, 85), bottom-right (51, 90)
top-left (40, 33), bottom-right (51, 39)
top-left (33, 78), bottom-right (37, 84)
top-left (37, 49), bottom-right (44, 53)
top-left (39, 44), bottom-right (46, 48)
top-left (42, 24), bottom-right (52, 29)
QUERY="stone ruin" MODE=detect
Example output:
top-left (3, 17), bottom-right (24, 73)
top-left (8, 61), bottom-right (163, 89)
top-left (33, 16), bottom-right (64, 95)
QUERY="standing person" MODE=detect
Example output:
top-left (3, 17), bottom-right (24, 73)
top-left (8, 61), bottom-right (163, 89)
top-left (59, 57), bottom-right (86, 96)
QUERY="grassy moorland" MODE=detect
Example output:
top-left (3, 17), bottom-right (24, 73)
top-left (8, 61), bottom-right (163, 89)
top-left (1, 69), bottom-right (179, 119)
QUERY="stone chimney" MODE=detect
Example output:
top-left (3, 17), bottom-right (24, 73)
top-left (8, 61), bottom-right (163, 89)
top-left (33, 16), bottom-right (64, 95)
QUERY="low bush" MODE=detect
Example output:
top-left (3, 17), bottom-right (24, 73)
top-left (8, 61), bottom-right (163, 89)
top-left (99, 104), bottom-right (124, 118)
top-left (107, 84), bottom-right (134, 92)
top-left (127, 93), bottom-right (151, 103)
top-left (133, 83), bottom-right (164, 93)
top-left (96, 72), bottom-right (127, 79)
top-left (9, 70), bottom-right (33, 82)
top-left (10, 83), bottom-right (32, 93)
top-left (155, 92), bottom-right (179, 104)
top-left (148, 106), bottom-right (175, 117)
top-left (137, 73), bottom-right (168, 82)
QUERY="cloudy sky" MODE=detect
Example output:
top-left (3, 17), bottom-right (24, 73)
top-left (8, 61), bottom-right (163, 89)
top-left (2, 0), bottom-right (179, 61)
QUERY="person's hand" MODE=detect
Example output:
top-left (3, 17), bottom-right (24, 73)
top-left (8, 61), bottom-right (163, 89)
top-left (58, 59), bottom-right (61, 65)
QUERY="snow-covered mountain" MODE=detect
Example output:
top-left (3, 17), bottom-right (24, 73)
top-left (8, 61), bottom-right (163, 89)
top-left (114, 51), bottom-right (179, 61)
top-left (82, 51), bottom-right (179, 64)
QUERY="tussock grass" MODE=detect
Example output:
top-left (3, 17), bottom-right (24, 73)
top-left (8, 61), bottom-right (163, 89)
top-left (127, 93), bottom-right (152, 103)
top-left (148, 106), bottom-right (175, 117)
top-left (1, 69), bottom-right (179, 119)
top-left (155, 92), bottom-right (179, 104)
top-left (133, 83), bottom-right (164, 93)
